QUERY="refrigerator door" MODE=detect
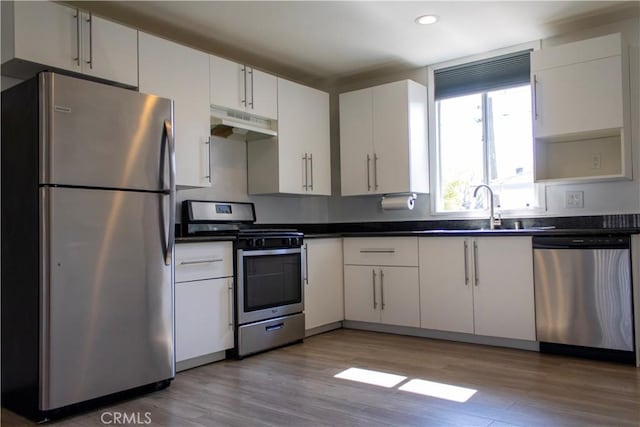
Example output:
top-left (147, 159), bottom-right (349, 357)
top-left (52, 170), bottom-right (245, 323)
top-left (40, 187), bottom-right (174, 410)
top-left (40, 72), bottom-right (173, 192)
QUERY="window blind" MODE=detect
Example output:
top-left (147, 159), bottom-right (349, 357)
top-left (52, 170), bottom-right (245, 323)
top-left (434, 51), bottom-right (531, 100)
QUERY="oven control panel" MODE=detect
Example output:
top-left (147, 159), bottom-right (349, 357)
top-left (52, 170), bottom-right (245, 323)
top-left (237, 234), bottom-right (303, 250)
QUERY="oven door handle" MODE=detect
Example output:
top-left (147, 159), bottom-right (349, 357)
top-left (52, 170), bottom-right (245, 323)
top-left (238, 247), bottom-right (302, 257)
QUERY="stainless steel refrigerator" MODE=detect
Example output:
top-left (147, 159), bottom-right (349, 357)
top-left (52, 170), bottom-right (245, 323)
top-left (1, 72), bottom-right (176, 421)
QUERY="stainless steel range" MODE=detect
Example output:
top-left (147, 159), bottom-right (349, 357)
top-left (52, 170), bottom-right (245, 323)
top-left (181, 200), bottom-right (305, 358)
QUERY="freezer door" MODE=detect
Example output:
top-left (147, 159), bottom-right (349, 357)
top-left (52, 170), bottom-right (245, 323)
top-left (40, 187), bottom-right (174, 410)
top-left (40, 72), bottom-right (173, 192)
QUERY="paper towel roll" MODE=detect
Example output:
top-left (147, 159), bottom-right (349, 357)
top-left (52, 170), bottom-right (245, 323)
top-left (381, 195), bottom-right (415, 210)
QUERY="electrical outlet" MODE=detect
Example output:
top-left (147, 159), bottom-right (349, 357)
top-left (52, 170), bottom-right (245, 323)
top-left (565, 191), bottom-right (584, 208)
top-left (591, 153), bottom-right (602, 169)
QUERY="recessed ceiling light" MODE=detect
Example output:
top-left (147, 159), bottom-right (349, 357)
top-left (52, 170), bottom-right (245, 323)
top-left (415, 14), bottom-right (438, 25)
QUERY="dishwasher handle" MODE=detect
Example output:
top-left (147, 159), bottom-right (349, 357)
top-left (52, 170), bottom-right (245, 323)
top-left (532, 236), bottom-right (629, 250)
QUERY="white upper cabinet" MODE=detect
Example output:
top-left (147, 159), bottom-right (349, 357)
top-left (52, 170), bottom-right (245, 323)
top-left (531, 33), bottom-right (631, 183)
top-left (339, 79), bottom-right (428, 196)
top-left (1, 1), bottom-right (138, 87)
top-left (247, 78), bottom-right (331, 195)
top-left (139, 32), bottom-right (211, 188)
top-left (210, 55), bottom-right (277, 120)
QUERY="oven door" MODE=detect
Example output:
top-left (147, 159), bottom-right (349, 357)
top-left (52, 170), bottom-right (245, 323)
top-left (237, 247), bottom-right (304, 325)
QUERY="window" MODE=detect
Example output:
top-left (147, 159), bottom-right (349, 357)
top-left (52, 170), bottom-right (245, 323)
top-left (433, 51), bottom-right (539, 213)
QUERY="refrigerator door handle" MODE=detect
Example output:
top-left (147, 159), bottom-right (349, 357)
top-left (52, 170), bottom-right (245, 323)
top-left (164, 119), bottom-right (176, 266)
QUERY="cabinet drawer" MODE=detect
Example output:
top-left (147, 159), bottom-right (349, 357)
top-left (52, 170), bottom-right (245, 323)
top-left (343, 237), bottom-right (418, 266)
top-left (175, 242), bottom-right (233, 282)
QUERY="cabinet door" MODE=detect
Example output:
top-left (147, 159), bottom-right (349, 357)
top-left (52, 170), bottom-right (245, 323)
top-left (418, 237), bottom-right (474, 334)
top-left (303, 86), bottom-right (331, 195)
top-left (378, 267), bottom-right (420, 327)
top-left (175, 277), bottom-right (234, 362)
top-left (344, 265), bottom-right (380, 323)
top-left (248, 68), bottom-right (278, 120)
top-left (276, 78), bottom-right (330, 195)
top-left (276, 78), bottom-right (308, 194)
top-left (10, 1), bottom-right (80, 73)
top-left (139, 33), bottom-right (211, 188)
top-left (533, 56), bottom-right (623, 139)
top-left (473, 236), bottom-right (535, 341)
top-left (81, 13), bottom-right (138, 87)
top-left (210, 55), bottom-right (244, 112)
top-left (339, 88), bottom-right (373, 196)
top-left (304, 239), bottom-right (344, 330)
top-left (372, 81), bottom-right (411, 194)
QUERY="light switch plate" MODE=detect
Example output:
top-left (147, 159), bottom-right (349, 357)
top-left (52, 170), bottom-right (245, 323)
top-left (565, 190), bottom-right (584, 208)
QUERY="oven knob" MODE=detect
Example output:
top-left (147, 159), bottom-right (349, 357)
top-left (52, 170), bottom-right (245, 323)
top-left (292, 237), bottom-right (300, 246)
top-left (255, 238), bottom-right (264, 247)
top-left (282, 238), bottom-right (290, 246)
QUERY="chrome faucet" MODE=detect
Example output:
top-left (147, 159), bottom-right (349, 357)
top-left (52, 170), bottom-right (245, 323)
top-left (473, 184), bottom-right (501, 230)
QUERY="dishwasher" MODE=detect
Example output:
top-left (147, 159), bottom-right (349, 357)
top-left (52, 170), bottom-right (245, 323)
top-left (533, 236), bottom-right (635, 363)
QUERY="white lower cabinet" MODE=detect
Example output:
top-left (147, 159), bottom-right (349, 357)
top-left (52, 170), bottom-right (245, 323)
top-left (344, 265), bottom-right (420, 327)
top-left (175, 277), bottom-right (233, 362)
top-left (418, 236), bottom-right (535, 341)
top-left (303, 238), bottom-right (344, 331)
top-left (343, 237), bottom-right (420, 328)
top-left (175, 242), bottom-right (234, 370)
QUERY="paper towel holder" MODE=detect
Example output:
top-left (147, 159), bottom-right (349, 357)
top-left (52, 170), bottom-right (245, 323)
top-left (380, 193), bottom-right (417, 211)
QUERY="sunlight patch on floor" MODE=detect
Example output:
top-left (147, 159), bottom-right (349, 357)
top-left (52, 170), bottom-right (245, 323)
top-left (333, 367), bottom-right (477, 403)
top-left (334, 367), bottom-right (407, 388)
top-left (399, 378), bottom-right (477, 403)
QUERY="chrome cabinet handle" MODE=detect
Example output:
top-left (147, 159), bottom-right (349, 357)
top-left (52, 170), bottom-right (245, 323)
top-left (240, 66), bottom-right (247, 106)
top-left (463, 240), bottom-right (469, 285)
top-left (533, 74), bottom-right (538, 120)
top-left (86, 13), bottom-right (93, 69)
top-left (366, 154), bottom-right (371, 191)
top-left (380, 269), bottom-right (385, 310)
top-left (248, 68), bottom-right (254, 108)
top-left (205, 137), bottom-right (211, 182)
top-left (360, 249), bottom-right (395, 254)
top-left (373, 153), bottom-right (379, 190)
top-left (179, 258), bottom-right (223, 265)
top-left (372, 269), bottom-right (377, 309)
top-left (304, 243), bottom-right (309, 284)
top-left (227, 280), bottom-right (234, 327)
top-left (73, 9), bottom-right (80, 66)
top-left (308, 153), bottom-right (314, 191)
top-left (473, 240), bottom-right (479, 286)
top-left (302, 153), bottom-right (308, 190)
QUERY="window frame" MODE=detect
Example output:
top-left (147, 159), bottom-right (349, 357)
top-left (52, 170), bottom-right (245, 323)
top-left (427, 41), bottom-right (546, 218)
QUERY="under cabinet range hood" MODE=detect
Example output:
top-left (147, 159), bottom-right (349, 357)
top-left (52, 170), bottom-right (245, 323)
top-left (210, 106), bottom-right (277, 141)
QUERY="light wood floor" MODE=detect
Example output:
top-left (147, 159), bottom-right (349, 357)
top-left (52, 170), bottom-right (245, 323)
top-left (2, 329), bottom-right (640, 426)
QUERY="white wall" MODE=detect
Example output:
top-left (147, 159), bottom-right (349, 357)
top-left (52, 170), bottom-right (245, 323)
top-left (176, 136), bottom-right (330, 224)
top-left (327, 16), bottom-right (640, 223)
top-left (3, 15), bottom-right (637, 225)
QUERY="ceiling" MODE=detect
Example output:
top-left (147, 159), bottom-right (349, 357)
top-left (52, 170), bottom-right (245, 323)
top-left (69, 1), bottom-right (639, 87)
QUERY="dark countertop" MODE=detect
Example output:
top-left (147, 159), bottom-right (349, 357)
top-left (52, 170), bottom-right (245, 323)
top-left (337, 228), bottom-right (640, 238)
top-left (176, 213), bottom-right (640, 242)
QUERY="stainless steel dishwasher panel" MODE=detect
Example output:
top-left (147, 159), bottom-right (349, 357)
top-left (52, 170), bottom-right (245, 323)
top-left (534, 247), bottom-right (633, 351)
